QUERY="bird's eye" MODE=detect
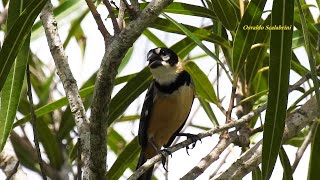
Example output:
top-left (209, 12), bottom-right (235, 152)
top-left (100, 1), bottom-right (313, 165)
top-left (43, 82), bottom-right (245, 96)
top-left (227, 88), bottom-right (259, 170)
top-left (161, 49), bottom-right (168, 55)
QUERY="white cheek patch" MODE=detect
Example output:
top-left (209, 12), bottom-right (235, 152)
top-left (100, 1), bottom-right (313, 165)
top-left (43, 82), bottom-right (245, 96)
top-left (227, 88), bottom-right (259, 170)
top-left (161, 55), bottom-right (170, 61)
top-left (155, 48), bottom-right (161, 54)
top-left (161, 61), bottom-right (170, 67)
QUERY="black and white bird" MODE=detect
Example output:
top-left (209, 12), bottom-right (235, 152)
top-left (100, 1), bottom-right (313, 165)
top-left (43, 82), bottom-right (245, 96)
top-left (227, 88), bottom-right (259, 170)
top-left (136, 47), bottom-right (195, 180)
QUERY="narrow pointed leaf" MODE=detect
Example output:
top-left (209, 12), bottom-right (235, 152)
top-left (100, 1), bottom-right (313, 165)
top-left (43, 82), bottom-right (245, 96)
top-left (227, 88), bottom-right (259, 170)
top-left (107, 68), bottom-right (152, 125)
top-left (0, 0), bottom-right (47, 91)
top-left (185, 61), bottom-right (218, 104)
top-left (295, 0), bottom-right (320, 109)
top-left (279, 147), bottom-right (293, 180)
top-left (143, 28), bottom-right (167, 47)
top-left (233, 0), bottom-right (267, 74)
top-left (262, 0), bottom-right (294, 179)
top-left (107, 137), bottom-right (140, 180)
top-left (198, 97), bottom-right (219, 126)
top-left (308, 123), bottom-right (320, 179)
top-left (209, 0), bottom-right (239, 31)
top-left (0, 0), bottom-right (32, 151)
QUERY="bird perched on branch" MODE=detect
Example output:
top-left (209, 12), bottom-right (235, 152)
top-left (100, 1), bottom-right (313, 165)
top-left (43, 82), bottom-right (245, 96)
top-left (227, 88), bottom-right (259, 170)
top-left (136, 47), bottom-right (196, 180)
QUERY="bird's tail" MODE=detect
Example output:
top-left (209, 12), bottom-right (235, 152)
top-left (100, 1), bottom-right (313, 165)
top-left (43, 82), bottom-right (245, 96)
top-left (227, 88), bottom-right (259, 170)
top-left (136, 150), bottom-right (154, 180)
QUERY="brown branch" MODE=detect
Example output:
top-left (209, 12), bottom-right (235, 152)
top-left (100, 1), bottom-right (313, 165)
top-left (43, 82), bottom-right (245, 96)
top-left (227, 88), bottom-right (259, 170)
top-left (88, 0), bottom-right (174, 179)
top-left (211, 96), bottom-right (320, 179)
top-left (130, 73), bottom-right (311, 179)
top-left (5, 160), bottom-right (19, 180)
top-left (292, 122), bottom-right (315, 172)
top-left (84, 0), bottom-right (110, 40)
top-left (40, 1), bottom-right (90, 178)
top-left (103, 0), bottom-right (121, 34)
top-left (226, 79), bottom-right (238, 123)
top-left (77, 138), bottom-right (82, 180)
top-left (181, 132), bottom-right (236, 180)
top-left (26, 65), bottom-right (47, 180)
top-left (117, 0), bottom-right (126, 30)
top-left (210, 145), bottom-right (234, 178)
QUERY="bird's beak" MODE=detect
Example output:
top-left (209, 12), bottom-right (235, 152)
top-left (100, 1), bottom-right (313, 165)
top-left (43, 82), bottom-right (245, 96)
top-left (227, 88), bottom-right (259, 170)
top-left (147, 50), bottom-right (163, 69)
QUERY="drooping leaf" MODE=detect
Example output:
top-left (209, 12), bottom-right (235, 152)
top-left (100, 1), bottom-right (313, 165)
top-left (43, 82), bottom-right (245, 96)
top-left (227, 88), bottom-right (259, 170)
top-left (279, 147), bottom-right (293, 180)
top-left (106, 137), bottom-right (140, 180)
top-left (0, 0), bottom-right (32, 151)
top-left (185, 61), bottom-right (218, 104)
top-left (308, 123), bottom-right (320, 180)
top-left (198, 97), bottom-right (219, 126)
top-left (162, 13), bottom-right (230, 79)
top-left (295, 0), bottom-right (320, 109)
top-left (0, 0), bottom-right (47, 91)
top-left (107, 68), bottom-right (152, 125)
top-left (262, 0), bottom-right (294, 179)
top-left (143, 28), bottom-right (167, 48)
top-left (252, 166), bottom-right (262, 180)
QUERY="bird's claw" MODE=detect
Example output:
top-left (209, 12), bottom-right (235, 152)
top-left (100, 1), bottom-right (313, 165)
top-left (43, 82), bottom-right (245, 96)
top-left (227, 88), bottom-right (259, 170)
top-left (159, 149), bottom-right (172, 171)
top-left (177, 133), bottom-right (202, 155)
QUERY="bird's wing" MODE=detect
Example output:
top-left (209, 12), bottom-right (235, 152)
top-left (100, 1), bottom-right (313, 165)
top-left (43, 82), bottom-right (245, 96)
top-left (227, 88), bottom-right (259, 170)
top-left (138, 81), bottom-right (155, 149)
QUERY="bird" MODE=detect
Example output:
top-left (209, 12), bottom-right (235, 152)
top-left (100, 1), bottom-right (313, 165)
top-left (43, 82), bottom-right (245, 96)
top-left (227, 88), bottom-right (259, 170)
top-left (136, 47), bottom-right (195, 180)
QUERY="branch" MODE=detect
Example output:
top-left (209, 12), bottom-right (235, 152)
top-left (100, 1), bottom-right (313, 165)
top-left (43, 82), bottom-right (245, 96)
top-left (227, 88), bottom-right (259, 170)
top-left (181, 133), bottom-right (236, 180)
top-left (0, 151), bottom-right (24, 180)
top-left (26, 65), bottom-right (47, 179)
top-left (130, 72), bottom-right (311, 179)
top-left (103, 0), bottom-right (121, 34)
top-left (292, 121), bottom-right (315, 172)
top-left (84, 0), bottom-right (110, 40)
top-left (40, 1), bottom-right (90, 178)
top-left (211, 96), bottom-right (320, 179)
top-left (88, 0), bottom-right (173, 179)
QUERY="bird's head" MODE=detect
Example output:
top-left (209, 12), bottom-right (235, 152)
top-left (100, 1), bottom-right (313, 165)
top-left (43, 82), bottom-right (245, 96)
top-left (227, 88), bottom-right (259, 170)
top-left (147, 48), bottom-right (182, 85)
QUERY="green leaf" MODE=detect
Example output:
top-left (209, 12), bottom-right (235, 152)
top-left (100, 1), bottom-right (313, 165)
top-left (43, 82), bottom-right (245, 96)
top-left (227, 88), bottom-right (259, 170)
top-left (252, 166), bottom-right (262, 180)
top-left (209, 0), bottom-right (239, 31)
top-left (262, 0), bottom-right (294, 179)
top-left (0, 0), bottom-right (32, 151)
top-left (37, 119), bottom-right (64, 169)
top-left (308, 123), bottom-right (320, 180)
top-left (295, 0), bottom-right (320, 110)
top-left (140, 2), bottom-right (217, 19)
top-left (150, 18), bottom-right (231, 49)
top-left (108, 128), bottom-right (127, 154)
top-left (106, 137), bottom-right (140, 180)
top-left (162, 13), bottom-right (230, 80)
top-left (118, 47), bottom-right (133, 74)
top-left (171, 37), bottom-right (197, 59)
top-left (143, 28), bottom-right (167, 48)
top-left (279, 147), bottom-right (293, 180)
top-left (0, 0), bottom-right (47, 92)
top-left (233, 0), bottom-right (267, 74)
top-left (198, 97), bottom-right (219, 126)
top-left (107, 68), bottom-right (152, 125)
top-left (185, 61), bottom-right (218, 104)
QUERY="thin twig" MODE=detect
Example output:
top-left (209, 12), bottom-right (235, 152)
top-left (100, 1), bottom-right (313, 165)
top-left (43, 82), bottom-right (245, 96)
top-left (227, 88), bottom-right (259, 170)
top-left (130, 0), bottom-right (139, 13)
top-left (226, 79), bottom-right (238, 123)
top-left (292, 122), bottom-right (316, 172)
top-left (5, 161), bottom-right (19, 180)
top-left (84, 0), bottom-right (110, 40)
top-left (210, 145), bottom-right (234, 178)
top-left (118, 0), bottom-right (126, 30)
top-left (130, 73), bottom-right (311, 179)
top-left (26, 65), bottom-right (47, 180)
top-left (181, 132), bottom-right (236, 180)
top-left (77, 138), bottom-right (82, 180)
top-left (103, 0), bottom-right (121, 34)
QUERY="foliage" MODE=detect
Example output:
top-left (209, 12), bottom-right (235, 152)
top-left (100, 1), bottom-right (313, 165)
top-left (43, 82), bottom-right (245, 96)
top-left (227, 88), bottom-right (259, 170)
top-left (0, 0), bottom-right (319, 179)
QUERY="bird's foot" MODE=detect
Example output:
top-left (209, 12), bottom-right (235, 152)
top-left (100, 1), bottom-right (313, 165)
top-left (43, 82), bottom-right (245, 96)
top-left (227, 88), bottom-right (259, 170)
top-left (159, 149), bottom-right (172, 171)
top-left (177, 133), bottom-right (202, 155)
